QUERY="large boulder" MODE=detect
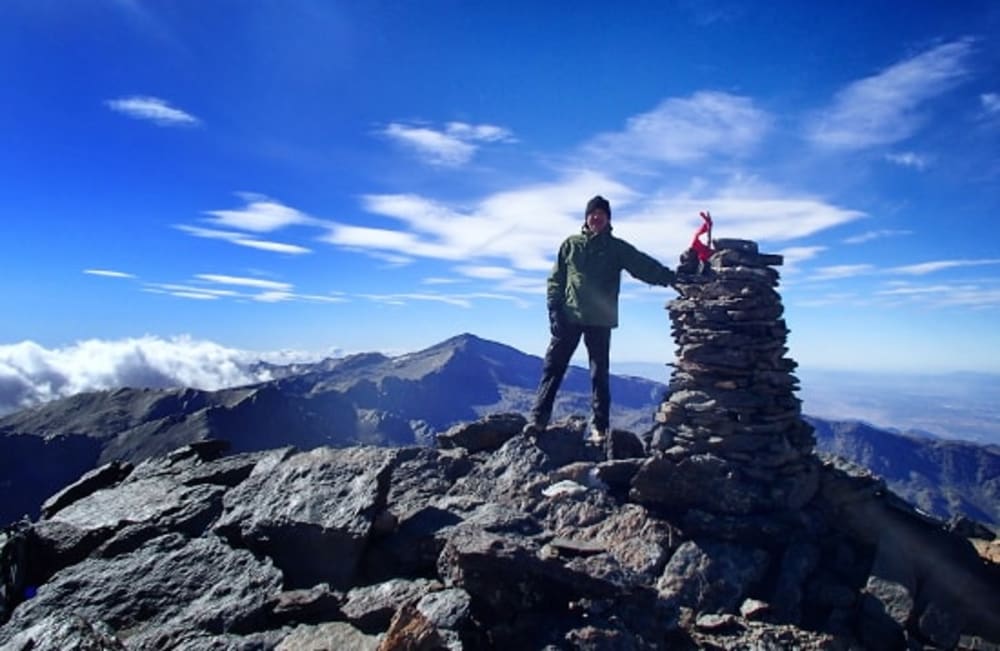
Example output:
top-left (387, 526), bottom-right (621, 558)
top-left (214, 446), bottom-right (398, 589)
top-left (657, 540), bottom-right (770, 614)
top-left (0, 533), bottom-right (283, 648)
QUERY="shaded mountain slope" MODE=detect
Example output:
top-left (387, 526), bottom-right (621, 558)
top-left (810, 417), bottom-right (1000, 526)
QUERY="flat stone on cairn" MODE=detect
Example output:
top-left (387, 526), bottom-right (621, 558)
top-left (635, 239), bottom-right (819, 515)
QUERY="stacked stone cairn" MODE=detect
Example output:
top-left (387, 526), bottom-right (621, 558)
top-left (649, 238), bottom-right (820, 514)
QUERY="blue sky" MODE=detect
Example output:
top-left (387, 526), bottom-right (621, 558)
top-left (2, 0), bottom-right (1000, 379)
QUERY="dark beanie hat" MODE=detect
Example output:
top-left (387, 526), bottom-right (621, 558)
top-left (585, 195), bottom-right (611, 219)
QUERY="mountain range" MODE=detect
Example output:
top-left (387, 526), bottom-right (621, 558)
top-left (1, 333), bottom-right (997, 529)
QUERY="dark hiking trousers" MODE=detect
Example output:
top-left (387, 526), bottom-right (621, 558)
top-left (530, 323), bottom-right (611, 431)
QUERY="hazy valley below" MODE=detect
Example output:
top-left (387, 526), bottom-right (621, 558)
top-left (615, 362), bottom-right (1000, 447)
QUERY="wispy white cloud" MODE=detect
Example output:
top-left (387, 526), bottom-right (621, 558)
top-left (204, 194), bottom-right (317, 233)
top-left (84, 269), bottom-right (135, 279)
top-left (809, 264), bottom-right (877, 280)
top-left (794, 292), bottom-right (864, 308)
top-left (455, 265), bottom-right (516, 280)
top-left (887, 258), bottom-right (1000, 275)
top-left (876, 281), bottom-right (1000, 309)
top-left (253, 291), bottom-right (294, 303)
top-left (195, 274), bottom-right (294, 291)
top-left (876, 284), bottom-right (954, 296)
top-left (318, 170), bottom-right (863, 275)
top-left (884, 152), bottom-right (930, 170)
top-left (175, 225), bottom-right (311, 255)
top-left (361, 291), bottom-right (528, 309)
top-left (322, 170), bottom-right (630, 271)
top-left (146, 283), bottom-right (240, 298)
top-left (105, 95), bottom-right (200, 126)
top-left (444, 122), bottom-right (515, 143)
top-left (806, 38), bottom-right (974, 149)
top-left (145, 277), bottom-right (347, 305)
top-left (982, 93), bottom-right (1000, 119)
top-left (168, 291), bottom-right (219, 300)
top-left (584, 91), bottom-right (771, 164)
top-left (842, 229), bottom-right (913, 245)
top-left (421, 277), bottom-right (464, 285)
top-left (232, 239), bottom-right (311, 255)
top-left (618, 177), bottom-right (864, 259)
top-left (295, 293), bottom-right (349, 304)
top-left (362, 292), bottom-right (474, 308)
top-left (381, 121), bottom-right (515, 167)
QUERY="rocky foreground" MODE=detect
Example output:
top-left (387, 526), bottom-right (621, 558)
top-left (1, 413), bottom-right (998, 650)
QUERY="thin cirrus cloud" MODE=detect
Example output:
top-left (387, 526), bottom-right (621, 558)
top-left (887, 259), bottom-right (1000, 275)
top-left (318, 170), bottom-right (863, 276)
top-left (361, 291), bottom-right (528, 309)
top-left (982, 93), bottom-right (1000, 117)
top-left (84, 269), bottom-right (136, 279)
top-left (175, 194), bottom-right (318, 254)
top-left (322, 169), bottom-right (631, 272)
top-left (884, 152), bottom-right (929, 170)
top-left (105, 95), bottom-right (200, 126)
top-left (842, 229), bottom-right (913, 245)
top-left (583, 91), bottom-right (772, 165)
top-left (194, 274), bottom-right (294, 291)
top-left (806, 38), bottom-right (975, 150)
top-left (381, 121), bottom-right (515, 167)
top-left (175, 225), bottom-right (312, 255)
top-left (809, 264), bottom-right (877, 281)
top-left (877, 282), bottom-right (1000, 309)
top-left (144, 274), bottom-right (347, 304)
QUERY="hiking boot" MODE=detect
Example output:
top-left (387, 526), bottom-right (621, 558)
top-left (522, 422), bottom-right (545, 438)
top-left (587, 427), bottom-right (608, 445)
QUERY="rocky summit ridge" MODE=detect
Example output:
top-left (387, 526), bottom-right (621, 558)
top-left (1, 240), bottom-right (999, 650)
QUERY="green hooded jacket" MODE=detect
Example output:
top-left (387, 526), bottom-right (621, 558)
top-left (547, 227), bottom-right (675, 328)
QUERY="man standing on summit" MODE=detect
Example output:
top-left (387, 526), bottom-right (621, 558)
top-left (524, 195), bottom-right (677, 443)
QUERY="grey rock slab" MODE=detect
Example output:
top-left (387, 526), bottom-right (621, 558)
top-left (276, 621), bottom-right (381, 651)
top-left (689, 620), bottom-right (843, 651)
top-left (383, 447), bottom-right (471, 522)
top-left (416, 588), bottom-right (473, 630)
top-left (40, 460), bottom-right (133, 519)
top-left (26, 519), bottom-right (112, 585)
top-left (341, 578), bottom-right (440, 633)
top-left (657, 540), bottom-right (770, 614)
top-left (269, 583), bottom-right (343, 627)
top-left (436, 412), bottom-right (525, 453)
top-left (1, 614), bottom-right (126, 651)
top-left (214, 446), bottom-right (398, 589)
top-left (134, 628), bottom-right (289, 651)
top-left (27, 478), bottom-right (226, 584)
top-left (437, 528), bottom-right (619, 617)
top-left (630, 454), bottom-right (774, 515)
top-left (48, 476), bottom-right (226, 535)
top-left (0, 533), bottom-right (283, 646)
top-left (447, 434), bottom-right (551, 508)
